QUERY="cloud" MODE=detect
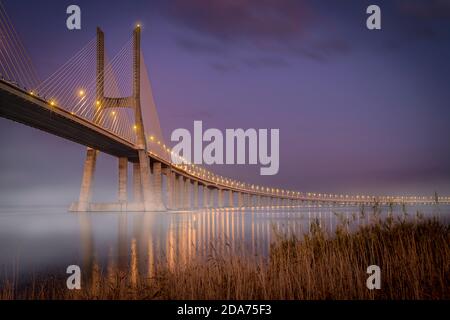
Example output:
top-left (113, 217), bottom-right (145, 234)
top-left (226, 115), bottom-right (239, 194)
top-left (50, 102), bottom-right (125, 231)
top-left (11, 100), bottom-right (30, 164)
top-left (162, 0), bottom-right (311, 44)
top-left (210, 61), bottom-right (238, 73)
top-left (175, 37), bottom-right (226, 55)
top-left (242, 56), bottom-right (290, 68)
top-left (158, 0), bottom-right (351, 70)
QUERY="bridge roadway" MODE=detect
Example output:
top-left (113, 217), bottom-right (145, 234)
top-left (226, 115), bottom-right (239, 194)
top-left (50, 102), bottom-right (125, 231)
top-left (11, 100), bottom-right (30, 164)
top-left (0, 80), bottom-right (448, 208)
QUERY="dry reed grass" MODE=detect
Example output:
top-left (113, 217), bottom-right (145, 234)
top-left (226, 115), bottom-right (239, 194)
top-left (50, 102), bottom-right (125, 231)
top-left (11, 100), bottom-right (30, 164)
top-left (1, 215), bottom-right (449, 300)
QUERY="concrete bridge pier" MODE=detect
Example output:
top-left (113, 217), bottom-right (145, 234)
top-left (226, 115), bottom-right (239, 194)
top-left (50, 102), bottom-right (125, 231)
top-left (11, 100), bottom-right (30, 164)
top-left (237, 192), bottom-right (244, 207)
top-left (193, 181), bottom-right (199, 209)
top-left (75, 147), bottom-right (98, 212)
top-left (118, 157), bottom-right (128, 206)
top-left (133, 163), bottom-right (142, 202)
top-left (218, 189), bottom-right (224, 207)
top-left (138, 149), bottom-right (155, 211)
top-left (203, 186), bottom-right (210, 208)
top-left (209, 188), bottom-right (214, 207)
top-left (228, 190), bottom-right (233, 207)
top-left (163, 169), bottom-right (174, 210)
top-left (183, 178), bottom-right (191, 209)
top-left (151, 161), bottom-right (165, 211)
top-left (176, 175), bottom-right (184, 209)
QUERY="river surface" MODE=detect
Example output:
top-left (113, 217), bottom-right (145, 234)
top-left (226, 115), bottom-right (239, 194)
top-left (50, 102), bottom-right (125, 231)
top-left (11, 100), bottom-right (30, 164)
top-left (0, 204), bottom-right (448, 280)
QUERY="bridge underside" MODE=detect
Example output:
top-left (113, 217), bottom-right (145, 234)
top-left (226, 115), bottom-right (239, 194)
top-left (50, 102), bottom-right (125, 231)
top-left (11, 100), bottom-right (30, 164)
top-left (0, 82), bottom-right (138, 161)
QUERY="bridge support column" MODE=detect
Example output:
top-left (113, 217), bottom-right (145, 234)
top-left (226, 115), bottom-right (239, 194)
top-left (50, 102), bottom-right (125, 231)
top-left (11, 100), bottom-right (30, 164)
top-left (218, 189), bottom-right (224, 207)
top-left (151, 161), bottom-right (165, 211)
top-left (133, 163), bottom-right (142, 202)
top-left (138, 149), bottom-right (152, 211)
top-left (184, 178), bottom-right (191, 209)
top-left (172, 174), bottom-right (178, 209)
top-left (76, 148), bottom-right (98, 211)
top-left (228, 190), bottom-right (234, 207)
top-left (203, 186), bottom-right (209, 208)
top-left (138, 150), bottom-right (164, 211)
top-left (118, 157), bottom-right (128, 203)
top-left (176, 175), bottom-right (184, 209)
top-left (164, 169), bottom-right (174, 210)
top-left (193, 181), bottom-right (199, 209)
top-left (237, 192), bottom-right (243, 207)
top-left (209, 189), bottom-right (214, 207)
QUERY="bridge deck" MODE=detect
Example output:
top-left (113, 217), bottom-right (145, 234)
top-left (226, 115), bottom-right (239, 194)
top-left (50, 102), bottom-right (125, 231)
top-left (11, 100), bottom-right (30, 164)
top-left (0, 81), bottom-right (139, 161)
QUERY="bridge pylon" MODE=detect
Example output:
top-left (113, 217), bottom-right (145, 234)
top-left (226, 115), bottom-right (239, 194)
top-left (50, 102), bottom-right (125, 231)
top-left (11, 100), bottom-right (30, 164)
top-left (71, 26), bottom-right (165, 212)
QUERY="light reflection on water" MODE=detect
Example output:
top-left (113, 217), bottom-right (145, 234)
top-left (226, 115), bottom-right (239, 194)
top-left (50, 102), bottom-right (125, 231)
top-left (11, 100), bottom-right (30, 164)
top-left (0, 204), bottom-right (448, 279)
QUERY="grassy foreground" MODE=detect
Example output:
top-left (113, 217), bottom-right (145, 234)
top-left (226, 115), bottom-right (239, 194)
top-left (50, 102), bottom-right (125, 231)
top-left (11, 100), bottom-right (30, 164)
top-left (1, 217), bottom-right (449, 299)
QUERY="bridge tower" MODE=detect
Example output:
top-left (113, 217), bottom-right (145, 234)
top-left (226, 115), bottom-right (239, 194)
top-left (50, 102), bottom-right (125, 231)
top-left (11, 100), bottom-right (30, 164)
top-left (72, 26), bottom-right (165, 212)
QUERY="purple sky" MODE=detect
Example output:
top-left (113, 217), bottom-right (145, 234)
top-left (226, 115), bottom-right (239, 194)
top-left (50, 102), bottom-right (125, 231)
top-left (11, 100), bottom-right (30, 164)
top-left (1, 0), bottom-right (449, 205)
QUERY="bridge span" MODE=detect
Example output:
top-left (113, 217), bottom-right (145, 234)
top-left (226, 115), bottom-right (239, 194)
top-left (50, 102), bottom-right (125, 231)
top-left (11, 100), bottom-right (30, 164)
top-left (1, 79), bottom-right (448, 211)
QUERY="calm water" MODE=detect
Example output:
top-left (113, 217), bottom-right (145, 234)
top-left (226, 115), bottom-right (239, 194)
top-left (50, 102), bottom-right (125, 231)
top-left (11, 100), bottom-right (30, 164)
top-left (0, 204), bottom-right (448, 280)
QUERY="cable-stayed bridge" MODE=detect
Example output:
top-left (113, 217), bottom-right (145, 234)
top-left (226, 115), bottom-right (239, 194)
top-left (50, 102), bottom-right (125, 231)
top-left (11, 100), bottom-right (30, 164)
top-left (0, 5), bottom-right (448, 211)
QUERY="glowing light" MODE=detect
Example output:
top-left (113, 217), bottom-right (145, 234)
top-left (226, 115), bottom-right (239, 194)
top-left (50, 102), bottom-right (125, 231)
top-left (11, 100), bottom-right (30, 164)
top-left (149, 135), bottom-right (155, 141)
top-left (133, 125), bottom-right (137, 130)
top-left (78, 89), bottom-right (85, 97)
top-left (96, 100), bottom-right (101, 107)
top-left (49, 100), bottom-right (56, 106)
top-left (111, 111), bottom-right (116, 116)
top-left (29, 91), bottom-right (35, 96)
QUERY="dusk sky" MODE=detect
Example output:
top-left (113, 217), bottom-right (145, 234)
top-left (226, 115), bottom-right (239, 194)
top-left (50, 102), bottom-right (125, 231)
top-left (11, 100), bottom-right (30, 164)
top-left (1, 0), bottom-right (449, 205)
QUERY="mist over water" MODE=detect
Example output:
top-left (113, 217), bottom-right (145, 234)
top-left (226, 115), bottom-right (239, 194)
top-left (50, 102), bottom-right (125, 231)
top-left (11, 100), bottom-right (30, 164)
top-left (0, 204), bottom-right (448, 282)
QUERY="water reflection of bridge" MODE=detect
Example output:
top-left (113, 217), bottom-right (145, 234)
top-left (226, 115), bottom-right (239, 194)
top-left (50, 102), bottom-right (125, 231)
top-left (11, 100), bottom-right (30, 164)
top-left (77, 205), bottom-right (448, 282)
